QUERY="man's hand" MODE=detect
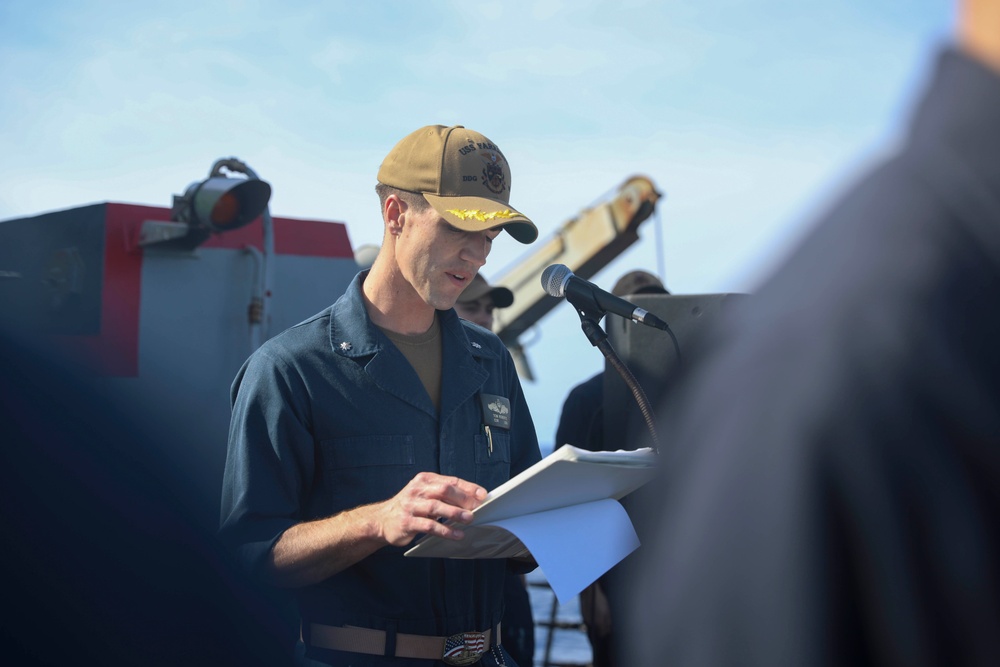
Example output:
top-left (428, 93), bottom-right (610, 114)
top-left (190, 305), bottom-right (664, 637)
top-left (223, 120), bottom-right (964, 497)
top-left (269, 472), bottom-right (487, 587)
top-left (373, 472), bottom-right (487, 547)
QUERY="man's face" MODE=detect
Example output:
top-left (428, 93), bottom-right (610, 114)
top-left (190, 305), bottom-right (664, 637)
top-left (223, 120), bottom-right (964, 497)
top-left (454, 297), bottom-right (496, 329)
top-left (395, 203), bottom-right (501, 311)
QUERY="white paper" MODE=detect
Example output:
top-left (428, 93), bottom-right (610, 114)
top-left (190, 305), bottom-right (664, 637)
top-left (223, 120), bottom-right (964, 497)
top-left (491, 498), bottom-right (639, 604)
top-left (403, 445), bottom-right (656, 598)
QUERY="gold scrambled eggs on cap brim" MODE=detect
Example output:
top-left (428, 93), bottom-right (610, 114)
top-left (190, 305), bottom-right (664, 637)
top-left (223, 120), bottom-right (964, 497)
top-left (423, 193), bottom-right (538, 244)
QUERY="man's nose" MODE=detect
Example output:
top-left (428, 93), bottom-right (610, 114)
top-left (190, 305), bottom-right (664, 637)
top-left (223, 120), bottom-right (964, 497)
top-left (463, 234), bottom-right (490, 267)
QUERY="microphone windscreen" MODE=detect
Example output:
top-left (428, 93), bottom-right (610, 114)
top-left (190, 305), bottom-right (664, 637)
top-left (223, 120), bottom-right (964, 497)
top-left (541, 264), bottom-right (573, 297)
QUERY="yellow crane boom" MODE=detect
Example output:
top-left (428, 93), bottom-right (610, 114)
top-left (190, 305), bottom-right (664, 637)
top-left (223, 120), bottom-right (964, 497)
top-left (491, 175), bottom-right (662, 380)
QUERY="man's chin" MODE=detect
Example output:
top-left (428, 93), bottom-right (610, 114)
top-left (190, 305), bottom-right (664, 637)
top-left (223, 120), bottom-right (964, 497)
top-left (427, 293), bottom-right (460, 312)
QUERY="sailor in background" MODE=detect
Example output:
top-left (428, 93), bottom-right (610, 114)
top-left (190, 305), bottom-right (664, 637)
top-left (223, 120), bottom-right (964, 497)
top-left (455, 274), bottom-right (514, 333)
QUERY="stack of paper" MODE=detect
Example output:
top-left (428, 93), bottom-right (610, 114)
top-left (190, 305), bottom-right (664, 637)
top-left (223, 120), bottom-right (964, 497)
top-left (404, 445), bottom-right (657, 603)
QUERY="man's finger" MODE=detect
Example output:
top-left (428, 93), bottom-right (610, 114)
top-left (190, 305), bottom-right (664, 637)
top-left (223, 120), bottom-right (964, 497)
top-left (439, 478), bottom-right (487, 509)
top-left (413, 516), bottom-right (467, 541)
top-left (424, 499), bottom-right (474, 525)
top-left (408, 473), bottom-right (487, 509)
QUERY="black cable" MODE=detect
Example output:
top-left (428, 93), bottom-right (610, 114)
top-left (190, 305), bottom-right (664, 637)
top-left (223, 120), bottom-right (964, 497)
top-left (577, 314), bottom-right (660, 454)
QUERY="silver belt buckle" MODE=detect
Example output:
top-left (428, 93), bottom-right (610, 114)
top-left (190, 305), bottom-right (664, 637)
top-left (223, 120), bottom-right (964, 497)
top-left (442, 630), bottom-right (487, 666)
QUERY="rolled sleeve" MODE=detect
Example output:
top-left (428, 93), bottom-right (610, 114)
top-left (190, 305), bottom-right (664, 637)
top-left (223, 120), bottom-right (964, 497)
top-left (220, 347), bottom-right (316, 580)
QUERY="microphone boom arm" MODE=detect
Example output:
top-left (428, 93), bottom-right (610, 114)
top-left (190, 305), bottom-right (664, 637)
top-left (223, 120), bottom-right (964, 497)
top-left (576, 312), bottom-right (660, 454)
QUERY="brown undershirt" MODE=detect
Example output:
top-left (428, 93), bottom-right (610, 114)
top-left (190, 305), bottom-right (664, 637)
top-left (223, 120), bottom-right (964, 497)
top-left (377, 314), bottom-right (443, 412)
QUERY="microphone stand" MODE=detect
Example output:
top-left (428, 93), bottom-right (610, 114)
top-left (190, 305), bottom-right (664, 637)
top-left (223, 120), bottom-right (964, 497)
top-left (574, 309), bottom-right (660, 455)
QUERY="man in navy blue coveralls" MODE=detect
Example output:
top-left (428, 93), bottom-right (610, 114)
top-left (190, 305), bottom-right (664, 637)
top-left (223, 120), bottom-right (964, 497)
top-left (220, 125), bottom-right (541, 667)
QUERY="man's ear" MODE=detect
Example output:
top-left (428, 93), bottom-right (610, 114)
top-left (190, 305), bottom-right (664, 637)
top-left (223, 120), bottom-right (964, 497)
top-left (385, 194), bottom-right (405, 237)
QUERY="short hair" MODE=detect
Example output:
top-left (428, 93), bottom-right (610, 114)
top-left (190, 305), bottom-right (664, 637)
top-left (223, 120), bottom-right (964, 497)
top-left (374, 183), bottom-right (430, 212)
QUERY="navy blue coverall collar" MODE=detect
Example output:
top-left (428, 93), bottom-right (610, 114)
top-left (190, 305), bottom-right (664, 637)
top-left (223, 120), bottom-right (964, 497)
top-left (328, 271), bottom-right (500, 424)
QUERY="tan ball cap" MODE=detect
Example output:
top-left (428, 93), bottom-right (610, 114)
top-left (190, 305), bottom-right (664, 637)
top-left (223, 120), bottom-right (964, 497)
top-left (458, 273), bottom-right (514, 308)
top-left (611, 270), bottom-right (668, 297)
top-left (377, 125), bottom-right (538, 244)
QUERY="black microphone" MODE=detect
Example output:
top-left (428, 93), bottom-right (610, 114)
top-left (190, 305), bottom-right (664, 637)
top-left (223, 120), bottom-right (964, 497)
top-left (540, 264), bottom-right (670, 331)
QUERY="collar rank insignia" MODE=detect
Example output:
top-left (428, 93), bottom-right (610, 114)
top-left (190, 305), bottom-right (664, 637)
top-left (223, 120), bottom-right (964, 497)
top-left (471, 341), bottom-right (482, 349)
top-left (338, 341), bottom-right (352, 351)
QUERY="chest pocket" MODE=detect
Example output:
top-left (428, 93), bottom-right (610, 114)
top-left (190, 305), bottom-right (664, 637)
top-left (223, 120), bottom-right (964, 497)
top-left (473, 429), bottom-right (511, 491)
top-left (322, 435), bottom-right (416, 510)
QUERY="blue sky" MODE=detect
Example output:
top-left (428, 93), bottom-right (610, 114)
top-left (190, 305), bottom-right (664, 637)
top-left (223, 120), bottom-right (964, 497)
top-left (1, 0), bottom-right (955, 444)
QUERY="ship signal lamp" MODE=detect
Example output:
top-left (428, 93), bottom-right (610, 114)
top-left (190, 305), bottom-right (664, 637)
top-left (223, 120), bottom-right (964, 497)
top-left (138, 159), bottom-right (272, 250)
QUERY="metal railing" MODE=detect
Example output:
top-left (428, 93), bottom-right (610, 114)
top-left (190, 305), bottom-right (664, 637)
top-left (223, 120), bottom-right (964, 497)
top-left (528, 579), bottom-right (590, 667)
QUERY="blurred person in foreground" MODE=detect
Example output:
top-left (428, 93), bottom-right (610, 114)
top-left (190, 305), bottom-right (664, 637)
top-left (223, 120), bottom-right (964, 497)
top-left (554, 270), bottom-right (667, 667)
top-left (626, 2), bottom-right (1000, 665)
top-left (220, 125), bottom-right (541, 667)
top-left (455, 273), bottom-right (535, 667)
top-left (0, 328), bottom-right (291, 666)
